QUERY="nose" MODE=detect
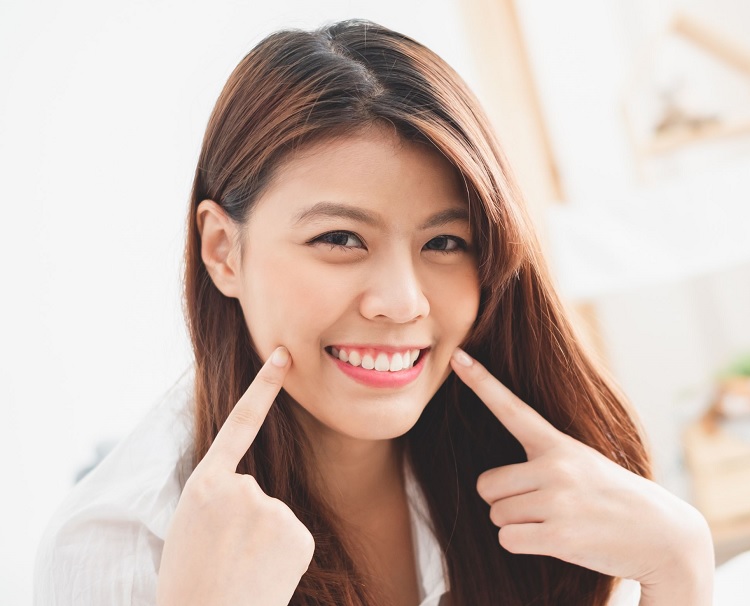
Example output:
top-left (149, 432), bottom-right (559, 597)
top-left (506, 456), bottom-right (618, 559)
top-left (359, 253), bottom-right (430, 323)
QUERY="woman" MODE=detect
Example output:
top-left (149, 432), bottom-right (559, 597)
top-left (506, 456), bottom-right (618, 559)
top-left (35, 18), bottom-right (714, 605)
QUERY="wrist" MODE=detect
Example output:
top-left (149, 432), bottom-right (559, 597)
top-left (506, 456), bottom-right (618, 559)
top-left (639, 505), bottom-right (714, 605)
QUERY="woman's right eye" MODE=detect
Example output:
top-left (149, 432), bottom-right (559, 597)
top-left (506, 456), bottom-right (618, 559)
top-left (311, 231), bottom-right (365, 251)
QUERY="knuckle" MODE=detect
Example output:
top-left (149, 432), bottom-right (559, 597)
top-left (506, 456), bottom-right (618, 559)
top-left (548, 489), bottom-right (574, 516)
top-left (503, 395), bottom-right (528, 420)
top-left (263, 499), bottom-right (314, 550)
top-left (476, 471), bottom-right (492, 498)
top-left (239, 474), bottom-right (263, 499)
top-left (489, 502), bottom-right (505, 527)
top-left (546, 521), bottom-right (573, 547)
top-left (272, 499), bottom-right (296, 522)
top-left (561, 487), bottom-right (581, 513)
top-left (297, 526), bottom-right (316, 561)
top-left (185, 472), bottom-right (224, 506)
top-left (228, 405), bottom-right (265, 431)
top-left (547, 456), bottom-right (578, 482)
top-left (474, 365), bottom-right (493, 385)
top-left (498, 525), bottom-right (522, 553)
top-left (256, 368), bottom-right (282, 388)
top-left (256, 495), bottom-right (289, 520)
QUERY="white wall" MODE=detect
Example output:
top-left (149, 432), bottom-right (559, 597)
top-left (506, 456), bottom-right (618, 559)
top-left (602, 263), bottom-right (750, 487)
top-left (0, 2), bottom-right (477, 603)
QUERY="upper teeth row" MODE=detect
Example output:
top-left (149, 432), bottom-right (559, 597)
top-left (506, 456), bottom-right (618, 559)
top-left (330, 347), bottom-right (421, 372)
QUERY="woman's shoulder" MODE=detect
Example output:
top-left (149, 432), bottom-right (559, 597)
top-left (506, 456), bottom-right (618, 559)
top-left (34, 367), bottom-right (197, 605)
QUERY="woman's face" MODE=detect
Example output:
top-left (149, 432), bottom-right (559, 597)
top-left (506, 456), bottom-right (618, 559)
top-left (235, 127), bottom-right (480, 441)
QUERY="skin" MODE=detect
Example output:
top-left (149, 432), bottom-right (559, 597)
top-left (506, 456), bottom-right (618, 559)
top-left (197, 125), bottom-right (480, 522)
top-left (157, 125), bottom-right (714, 605)
top-left (157, 348), bottom-right (312, 606)
top-left (449, 348), bottom-right (715, 605)
top-left (181, 125), bottom-right (480, 605)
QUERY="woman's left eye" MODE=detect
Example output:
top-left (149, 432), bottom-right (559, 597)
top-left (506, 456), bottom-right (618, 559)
top-left (424, 235), bottom-right (468, 254)
top-left (312, 231), bottom-right (364, 250)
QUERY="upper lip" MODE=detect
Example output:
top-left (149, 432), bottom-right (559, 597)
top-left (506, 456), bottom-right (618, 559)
top-left (327, 343), bottom-right (431, 353)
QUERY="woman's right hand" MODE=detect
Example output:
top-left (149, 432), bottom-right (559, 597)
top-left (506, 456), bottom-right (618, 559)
top-left (156, 346), bottom-right (315, 606)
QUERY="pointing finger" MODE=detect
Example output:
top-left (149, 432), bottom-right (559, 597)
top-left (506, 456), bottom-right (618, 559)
top-left (450, 348), bottom-right (561, 457)
top-left (201, 346), bottom-right (291, 471)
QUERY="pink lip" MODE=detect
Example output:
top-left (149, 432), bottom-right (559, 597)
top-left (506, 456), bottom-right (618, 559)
top-left (329, 343), bottom-right (430, 354)
top-left (327, 348), bottom-right (430, 388)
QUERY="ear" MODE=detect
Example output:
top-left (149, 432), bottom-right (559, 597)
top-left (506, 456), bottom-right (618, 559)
top-left (196, 199), bottom-right (243, 298)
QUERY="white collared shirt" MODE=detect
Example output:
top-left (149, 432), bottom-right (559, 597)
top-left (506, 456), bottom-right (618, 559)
top-left (34, 368), bottom-right (639, 605)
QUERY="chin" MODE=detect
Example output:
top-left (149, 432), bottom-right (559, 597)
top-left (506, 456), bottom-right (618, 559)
top-left (344, 419), bottom-right (418, 441)
top-left (309, 399), bottom-right (428, 442)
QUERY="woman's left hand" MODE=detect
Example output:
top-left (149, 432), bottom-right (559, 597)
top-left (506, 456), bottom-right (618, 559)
top-left (449, 348), bottom-right (714, 604)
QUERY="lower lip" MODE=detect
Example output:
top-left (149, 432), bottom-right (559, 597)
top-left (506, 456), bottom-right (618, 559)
top-left (327, 349), bottom-right (429, 388)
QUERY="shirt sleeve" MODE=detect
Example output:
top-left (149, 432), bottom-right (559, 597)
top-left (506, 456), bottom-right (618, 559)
top-left (608, 578), bottom-right (641, 605)
top-left (33, 369), bottom-right (195, 606)
top-left (34, 509), bottom-right (164, 606)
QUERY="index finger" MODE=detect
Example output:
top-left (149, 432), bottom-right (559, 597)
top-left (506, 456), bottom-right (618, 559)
top-left (201, 346), bottom-right (291, 471)
top-left (449, 348), bottom-right (561, 457)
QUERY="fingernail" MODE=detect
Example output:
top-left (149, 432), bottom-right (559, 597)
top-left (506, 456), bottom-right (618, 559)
top-left (452, 348), bottom-right (473, 367)
top-left (271, 347), bottom-right (289, 367)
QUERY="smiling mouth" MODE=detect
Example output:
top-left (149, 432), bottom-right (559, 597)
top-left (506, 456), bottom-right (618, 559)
top-left (324, 346), bottom-right (429, 372)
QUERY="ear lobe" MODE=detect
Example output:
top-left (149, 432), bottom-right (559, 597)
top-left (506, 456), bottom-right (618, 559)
top-left (196, 199), bottom-right (242, 298)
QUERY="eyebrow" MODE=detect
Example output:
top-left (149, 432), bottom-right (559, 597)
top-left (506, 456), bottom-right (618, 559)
top-left (292, 201), bottom-right (470, 230)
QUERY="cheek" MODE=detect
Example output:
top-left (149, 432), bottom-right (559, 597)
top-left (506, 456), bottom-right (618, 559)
top-left (432, 266), bottom-right (481, 336)
top-left (241, 256), bottom-right (349, 358)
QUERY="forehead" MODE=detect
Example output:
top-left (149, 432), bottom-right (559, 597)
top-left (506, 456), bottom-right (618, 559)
top-left (257, 127), bottom-right (467, 215)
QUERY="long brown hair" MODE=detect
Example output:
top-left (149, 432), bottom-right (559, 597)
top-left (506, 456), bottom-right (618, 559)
top-left (183, 18), bottom-right (651, 605)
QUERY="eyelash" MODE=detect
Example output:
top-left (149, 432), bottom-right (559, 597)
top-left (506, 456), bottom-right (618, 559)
top-left (311, 231), bottom-right (469, 254)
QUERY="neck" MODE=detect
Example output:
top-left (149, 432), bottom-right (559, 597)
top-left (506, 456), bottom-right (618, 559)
top-left (290, 405), bottom-right (420, 601)
top-left (293, 407), bottom-right (406, 522)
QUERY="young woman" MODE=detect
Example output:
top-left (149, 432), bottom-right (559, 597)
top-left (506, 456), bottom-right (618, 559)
top-left (35, 18), bottom-right (714, 606)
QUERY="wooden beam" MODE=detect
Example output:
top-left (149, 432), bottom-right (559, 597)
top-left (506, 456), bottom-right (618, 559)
top-left (458, 0), bottom-right (563, 221)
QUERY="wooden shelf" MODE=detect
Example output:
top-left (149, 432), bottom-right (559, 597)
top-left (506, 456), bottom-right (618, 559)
top-left (683, 418), bottom-right (750, 563)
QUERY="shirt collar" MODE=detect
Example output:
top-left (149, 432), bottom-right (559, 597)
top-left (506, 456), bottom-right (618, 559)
top-left (403, 455), bottom-right (450, 605)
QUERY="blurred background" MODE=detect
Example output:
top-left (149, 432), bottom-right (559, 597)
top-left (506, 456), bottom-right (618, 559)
top-left (2, 0), bottom-right (749, 603)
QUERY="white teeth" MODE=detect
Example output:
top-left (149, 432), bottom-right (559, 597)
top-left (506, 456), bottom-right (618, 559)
top-left (374, 352), bottom-right (390, 371)
top-left (330, 347), bottom-right (424, 371)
